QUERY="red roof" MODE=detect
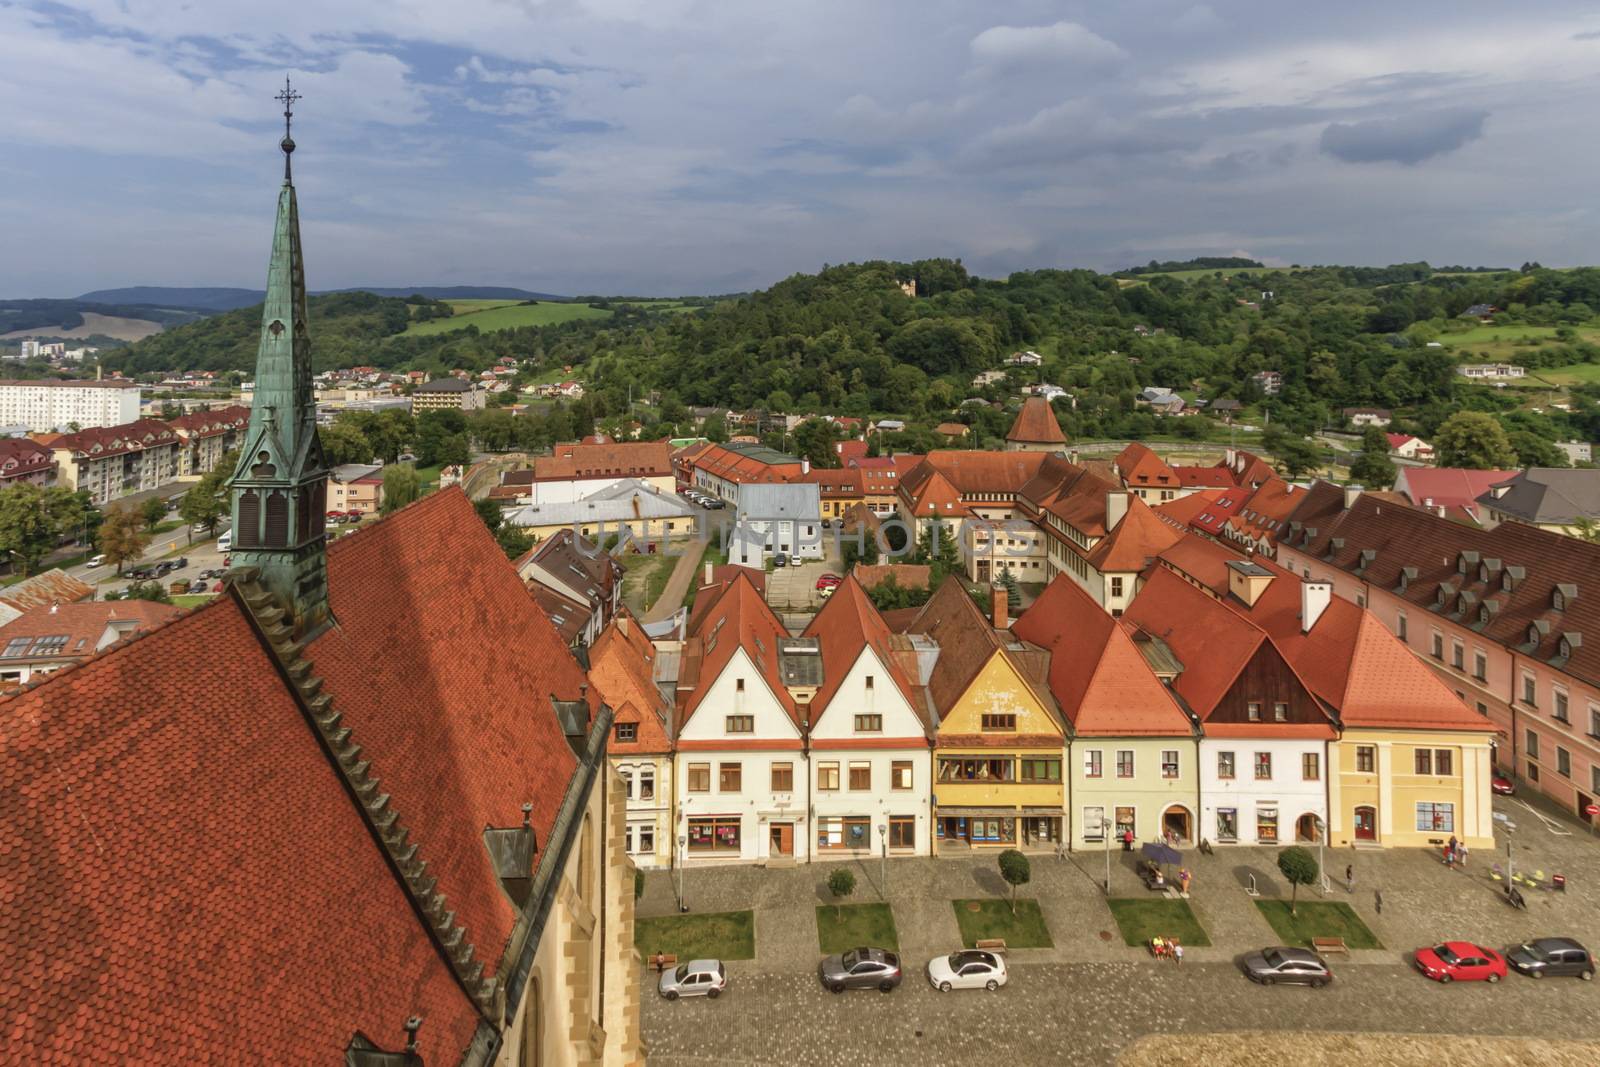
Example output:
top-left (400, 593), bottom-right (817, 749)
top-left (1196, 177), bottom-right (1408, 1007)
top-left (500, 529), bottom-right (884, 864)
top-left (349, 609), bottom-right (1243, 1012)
top-left (1115, 443), bottom-right (1178, 487)
top-left (0, 437), bottom-right (55, 478)
top-left (1172, 466), bottom-right (1236, 488)
top-left (1394, 467), bottom-right (1515, 520)
top-left (1086, 496), bottom-right (1184, 572)
top-left (1229, 477), bottom-right (1305, 542)
top-left (532, 438), bottom-right (672, 481)
top-left (1154, 532), bottom-right (1243, 596)
top-left (0, 600), bottom-right (180, 661)
top-left (167, 405), bottom-right (249, 438)
top-left (1005, 397), bottom-right (1066, 444)
top-left (0, 598), bottom-right (480, 1064)
top-left (0, 569), bottom-right (94, 613)
top-left (49, 419), bottom-right (179, 460)
top-left (801, 575), bottom-right (925, 733)
top-left (853, 564), bottom-right (932, 591)
top-left (678, 569), bottom-right (799, 730)
top-left (307, 489), bottom-right (589, 981)
top-left (588, 611), bottom-right (673, 755)
top-left (1011, 577), bottom-right (1193, 736)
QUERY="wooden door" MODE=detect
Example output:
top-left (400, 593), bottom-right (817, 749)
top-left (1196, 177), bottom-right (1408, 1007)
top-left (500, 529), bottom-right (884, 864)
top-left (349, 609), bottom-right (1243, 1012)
top-left (770, 823), bottom-right (793, 856)
top-left (1354, 806), bottom-right (1376, 841)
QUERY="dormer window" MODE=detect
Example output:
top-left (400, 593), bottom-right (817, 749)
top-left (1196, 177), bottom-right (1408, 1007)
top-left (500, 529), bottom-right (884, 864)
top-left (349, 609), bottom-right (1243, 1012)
top-left (1478, 564), bottom-right (1489, 583)
top-left (1554, 590), bottom-right (1566, 611)
top-left (1502, 572), bottom-right (1515, 593)
top-left (1529, 625), bottom-right (1543, 646)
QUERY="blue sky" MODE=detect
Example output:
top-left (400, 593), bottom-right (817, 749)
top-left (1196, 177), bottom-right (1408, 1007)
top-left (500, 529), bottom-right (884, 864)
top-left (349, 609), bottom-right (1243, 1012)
top-left (6, 1), bottom-right (1600, 297)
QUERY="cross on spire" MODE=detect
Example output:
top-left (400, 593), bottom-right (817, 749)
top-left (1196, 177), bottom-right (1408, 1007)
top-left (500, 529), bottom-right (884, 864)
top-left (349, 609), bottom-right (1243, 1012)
top-left (276, 77), bottom-right (301, 180)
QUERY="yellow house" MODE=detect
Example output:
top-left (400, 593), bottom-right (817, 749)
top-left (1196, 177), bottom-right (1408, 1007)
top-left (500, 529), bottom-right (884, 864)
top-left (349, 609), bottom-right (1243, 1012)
top-left (1331, 730), bottom-right (1495, 849)
top-left (909, 579), bottom-right (1068, 850)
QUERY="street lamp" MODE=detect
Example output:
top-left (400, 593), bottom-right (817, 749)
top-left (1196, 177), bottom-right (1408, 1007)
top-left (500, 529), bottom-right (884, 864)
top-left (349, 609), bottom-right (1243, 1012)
top-left (1315, 815), bottom-right (1328, 897)
top-left (677, 833), bottom-right (689, 913)
top-left (1102, 814), bottom-right (1112, 895)
top-left (877, 823), bottom-right (888, 898)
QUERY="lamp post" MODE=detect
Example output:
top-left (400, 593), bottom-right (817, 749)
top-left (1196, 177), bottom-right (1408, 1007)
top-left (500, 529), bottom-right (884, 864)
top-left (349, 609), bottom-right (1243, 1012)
top-left (877, 823), bottom-right (888, 898)
top-left (677, 833), bottom-right (688, 913)
top-left (1315, 815), bottom-right (1328, 897)
top-left (1103, 814), bottom-right (1112, 895)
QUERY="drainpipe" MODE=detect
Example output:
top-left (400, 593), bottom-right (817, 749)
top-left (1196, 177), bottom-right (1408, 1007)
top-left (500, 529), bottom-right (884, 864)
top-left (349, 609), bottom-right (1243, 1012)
top-left (1509, 649), bottom-right (1519, 777)
top-left (1063, 736), bottom-right (1073, 853)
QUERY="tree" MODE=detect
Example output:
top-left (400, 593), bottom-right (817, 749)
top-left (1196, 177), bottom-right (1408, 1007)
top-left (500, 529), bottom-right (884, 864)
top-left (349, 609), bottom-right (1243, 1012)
top-left (1277, 845), bottom-right (1319, 916)
top-left (320, 421), bottom-right (372, 466)
top-left (1273, 435), bottom-right (1324, 479)
top-left (1434, 411), bottom-right (1517, 469)
top-left (97, 506), bottom-right (151, 576)
top-left (123, 580), bottom-right (172, 604)
top-left (180, 481), bottom-right (227, 542)
top-left (998, 566), bottom-right (1022, 614)
top-left (43, 487), bottom-right (99, 547)
top-left (1348, 427), bottom-right (1396, 487)
top-left (497, 524), bottom-right (534, 560)
top-left (998, 849), bottom-right (1031, 915)
top-left (0, 484), bottom-right (58, 576)
top-left (140, 495), bottom-right (168, 533)
top-left (474, 496), bottom-right (505, 535)
top-left (701, 413), bottom-right (728, 443)
top-left (826, 867), bottom-right (856, 918)
top-left (381, 463), bottom-right (421, 515)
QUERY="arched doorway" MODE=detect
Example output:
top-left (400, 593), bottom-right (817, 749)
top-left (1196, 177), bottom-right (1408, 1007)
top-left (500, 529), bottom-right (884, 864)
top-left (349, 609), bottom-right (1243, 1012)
top-left (1296, 814), bottom-right (1321, 843)
top-left (1353, 806), bottom-right (1377, 842)
top-left (518, 974), bottom-right (543, 1067)
top-left (1161, 805), bottom-right (1192, 845)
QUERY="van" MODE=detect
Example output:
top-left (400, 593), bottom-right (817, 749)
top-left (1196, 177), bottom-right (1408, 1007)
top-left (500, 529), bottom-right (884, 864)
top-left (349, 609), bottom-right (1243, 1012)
top-left (86, 554), bottom-right (106, 568)
top-left (217, 532), bottom-right (232, 552)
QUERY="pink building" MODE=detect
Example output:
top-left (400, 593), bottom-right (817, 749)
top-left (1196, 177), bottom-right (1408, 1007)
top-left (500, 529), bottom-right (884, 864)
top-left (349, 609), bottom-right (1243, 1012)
top-left (1277, 482), bottom-right (1600, 824)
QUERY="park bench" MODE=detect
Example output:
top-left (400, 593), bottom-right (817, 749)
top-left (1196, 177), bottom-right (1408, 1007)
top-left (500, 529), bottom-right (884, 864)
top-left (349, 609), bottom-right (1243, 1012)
top-left (646, 953), bottom-right (679, 973)
top-left (974, 938), bottom-right (1008, 954)
top-left (1311, 937), bottom-right (1349, 956)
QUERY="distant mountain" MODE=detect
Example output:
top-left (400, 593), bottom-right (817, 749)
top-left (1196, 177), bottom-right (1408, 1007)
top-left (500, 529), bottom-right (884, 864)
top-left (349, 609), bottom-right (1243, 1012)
top-left (78, 285), bottom-right (566, 310)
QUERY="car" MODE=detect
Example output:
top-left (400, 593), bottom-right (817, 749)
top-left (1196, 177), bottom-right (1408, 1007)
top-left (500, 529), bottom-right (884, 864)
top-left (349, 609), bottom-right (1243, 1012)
top-left (1242, 946), bottom-right (1333, 987)
top-left (217, 533), bottom-right (232, 552)
top-left (345, 512), bottom-right (364, 524)
top-left (188, 580), bottom-right (209, 594)
top-left (326, 510), bottom-right (346, 521)
top-left (1507, 938), bottom-right (1594, 980)
top-left (819, 947), bottom-right (902, 993)
top-left (818, 585), bottom-right (835, 600)
top-left (1414, 942), bottom-right (1506, 983)
top-left (86, 554), bottom-right (105, 568)
top-left (927, 949), bottom-right (1007, 992)
top-left (1491, 774), bottom-right (1516, 796)
top-left (704, 498), bottom-right (725, 509)
top-left (772, 553), bottom-right (788, 568)
top-left (172, 557), bottom-right (188, 569)
top-left (657, 959), bottom-right (727, 1000)
top-left (815, 574), bottom-right (842, 590)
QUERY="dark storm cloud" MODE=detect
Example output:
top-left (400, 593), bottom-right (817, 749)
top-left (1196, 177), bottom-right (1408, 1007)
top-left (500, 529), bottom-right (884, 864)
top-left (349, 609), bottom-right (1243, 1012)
top-left (1319, 108), bottom-right (1490, 165)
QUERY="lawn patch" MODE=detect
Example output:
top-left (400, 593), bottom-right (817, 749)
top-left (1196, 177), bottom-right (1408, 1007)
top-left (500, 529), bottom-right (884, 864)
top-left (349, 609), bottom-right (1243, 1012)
top-left (951, 899), bottom-right (1053, 949)
top-left (815, 902), bottom-right (898, 953)
top-left (404, 300), bottom-right (612, 337)
top-left (1253, 900), bottom-right (1382, 950)
top-left (634, 909), bottom-right (755, 962)
top-left (1106, 898), bottom-right (1211, 947)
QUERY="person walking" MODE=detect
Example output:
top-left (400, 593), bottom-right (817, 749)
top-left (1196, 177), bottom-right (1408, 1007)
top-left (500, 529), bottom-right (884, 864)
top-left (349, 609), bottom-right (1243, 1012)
top-left (1345, 864), bottom-right (1354, 894)
top-left (1458, 844), bottom-right (1469, 869)
top-left (1374, 889), bottom-right (1383, 915)
top-left (1122, 828), bottom-right (1134, 852)
top-left (1173, 941), bottom-right (1184, 966)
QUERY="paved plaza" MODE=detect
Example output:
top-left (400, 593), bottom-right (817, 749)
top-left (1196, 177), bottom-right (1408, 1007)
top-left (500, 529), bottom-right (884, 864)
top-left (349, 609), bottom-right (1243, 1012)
top-left (639, 794), bottom-right (1600, 1064)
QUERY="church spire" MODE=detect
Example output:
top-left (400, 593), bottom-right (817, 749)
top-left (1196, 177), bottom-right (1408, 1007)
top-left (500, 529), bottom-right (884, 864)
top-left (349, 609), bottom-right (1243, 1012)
top-left (228, 78), bottom-right (330, 637)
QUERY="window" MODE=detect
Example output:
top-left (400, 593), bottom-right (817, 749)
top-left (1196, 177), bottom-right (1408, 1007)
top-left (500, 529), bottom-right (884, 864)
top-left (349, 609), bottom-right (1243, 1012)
top-left (1020, 758), bottom-right (1061, 782)
top-left (1473, 651), bottom-right (1487, 681)
top-left (615, 722), bottom-right (638, 743)
top-left (1356, 746), bottom-right (1375, 773)
top-left (1449, 640), bottom-right (1464, 669)
top-left (1593, 765), bottom-right (1600, 794)
top-left (854, 714), bottom-right (882, 732)
top-left (770, 762), bottom-right (793, 792)
top-left (687, 762), bottom-right (710, 792)
top-left (1111, 576), bottom-right (1124, 598)
top-left (1302, 752), bottom-right (1320, 781)
top-left (1161, 750), bottom-right (1179, 779)
top-left (719, 762), bottom-right (742, 792)
top-left (735, 678), bottom-right (744, 693)
top-left (1216, 808), bottom-right (1238, 842)
top-left (981, 713), bottom-right (1017, 732)
top-left (1397, 613), bottom-right (1408, 641)
top-left (619, 767), bottom-right (634, 800)
top-left (1591, 705), bottom-right (1600, 740)
top-left (938, 757), bottom-right (1014, 781)
top-left (865, 676), bottom-right (874, 691)
top-left (848, 762), bottom-right (872, 790)
top-left (725, 715), bottom-right (754, 734)
top-left (1115, 806), bottom-right (1136, 837)
top-left (1558, 747), bottom-right (1572, 778)
top-left (817, 762), bottom-right (840, 790)
top-left (889, 816), bottom-right (915, 849)
top-left (1116, 750), bottom-right (1135, 778)
top-left (1414, 749), bottom-right (1432, 775)
top-left (1083, 805), bottom-right (1106, 842)
top-left (1433, 749), bottom-right (1453, 776)
top-left (687, 816), bottom-right (741, 851)
top-left (636, 825), bottom-right (655, 855)
top-left (816, 816), bottom-right (871, 851)
top-left (1522, 673), bottom-right (1537, 707)
top-left (1084, 749), bottom-right (1103, 778)
top-left (891, 761), bottom-right (914, 790)
top-left (1254, 752), bottom-right (1272, 780)
top-left (1256, 806), bottom-right (1279, 843)
top-left (1525, 730), bottom-right (1540, 760)
top-left (1217, 751), bottom-right (1236, 779)
top-left (1554, 689), bottom-right (1570, 723)
top-left (1431, 632), bottom-right (1444, 659)
top-left (1416, 803), bottom-right (1455, 833)
top-left (1247, 701), bottom-right (1262, 722)
top-left (1273, 702), bottom-right (1288, 723)
top-left (639, 768), bottom-right (655, 800)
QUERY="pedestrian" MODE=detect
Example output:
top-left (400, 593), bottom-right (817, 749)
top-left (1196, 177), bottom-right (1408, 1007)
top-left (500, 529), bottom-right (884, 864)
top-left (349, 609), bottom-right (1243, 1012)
top-left (1173, 941), bottom-right (1184, 966)
top-left (1345, 864), bottom-right (1354, 893)
top-left (1374, 889), bottom-right (1383, 915)
top-left (1122, 828), bottom-right (1134, 852)
top-left (1458, 844), bottom-right (1469, 869)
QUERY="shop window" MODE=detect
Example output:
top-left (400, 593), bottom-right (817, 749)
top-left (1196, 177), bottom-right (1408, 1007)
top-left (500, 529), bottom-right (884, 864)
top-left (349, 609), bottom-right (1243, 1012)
top-left (889, 816), bottom-right (915, 849)
top-left (1216, 808), bottom-right (1238, 842)
top-left (1083, 806), bottom-right (1106, 842)
top-left (770, 762), bottom-right (793, 792)
top-left (1415, 803), bottom-right (1454, 833)
top-left (1256, 807), bottom-right (1279, 844)
top-left (687, 816), bottom-right (741, 852)
top-left (818, 762), bottom-right (840, 790)
top-left (719, 762), bottom-right (742, 792)
top-left (817, 816), bottom-right (871, 850)
top-left (687, 763), bottom-right (710, 792)
top-left (1217, 751), bottom-right (1236, 779)
top-left (1115, 806), bottom-right (1136, 838)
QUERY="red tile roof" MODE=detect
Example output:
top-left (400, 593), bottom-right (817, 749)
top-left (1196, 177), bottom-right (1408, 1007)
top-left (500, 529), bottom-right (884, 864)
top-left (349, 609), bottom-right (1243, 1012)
top-left (0, 598), bottom-right (480, 1065)
top-left (801, 575), bottom-right (926, 732)
top-left (1393, 467), bottom-right (1514, 523)
top-left (0, 569), bottom-right (94, 613)
top-left (48, 419), bottom-right (179, 460)
top-left (307, 488), bottom-right (589, 982)
top-left (1086, 496), bottom-right (1185, 572)
top-left (1011, 577), bottom-right (1193, 736)
top-left (1115, 443), bottom-right (1178, 487)
top-left (1230, 477), bottom-right (1306, 542)
top-left (0, 438), bottom-right (55, 479)
top-left (1154, 532), bottom-right (1244, 596)
top-left (588, 611), bottom-right (673, 755)
top-left (907, 578), bottom-right (1061, 728)
top-left (692, 442), bottom-right (804, 485)
top-left (678, 568), bottom-right (799, 729)
top-left (167, 405), bottom-right (249, 438)
top-left (1172, 466), bottom-right (1237, 488)
top-left (532, 438), bottom-right (672, 481)
top-left (1005, 397), bottom-right (1067, 444)
top-left (0, 600), bottom-right (180, 661)
top-left (853, 564), bottom-right (932, 591)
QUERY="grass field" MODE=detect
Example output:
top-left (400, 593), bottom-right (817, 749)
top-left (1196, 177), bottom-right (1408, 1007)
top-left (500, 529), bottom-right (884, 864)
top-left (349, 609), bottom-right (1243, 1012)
top-left (1253, 900), bottom-right (1382, 950)
top-left (172, 594), bottom-right (217, 609)
top-left (951, 899), bottom-right (1054, 949)
top-left (621, 552), bottom-right (677, 614)
top-left (1130, 266), bottom-right (1306, 282)
top-left (1106, 898), bottom-right (1212, 947)
top-left (404, 300), bottom-right (613, 337)
top-left (1540, 362), bottom-right (1600, 385)
top-left (634, 910), bottom-right (756, 961)
top-left (815, 902), bottom-right (899, 953)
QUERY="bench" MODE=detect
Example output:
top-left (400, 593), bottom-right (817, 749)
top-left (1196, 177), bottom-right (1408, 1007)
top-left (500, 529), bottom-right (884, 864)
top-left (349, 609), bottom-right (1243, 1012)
top-left (1311, 937), bottom-right (1349, 956)
top-left (974, 938), bottom-right (1008, 954)
top-left (646, 953), bottom-right (679, 973)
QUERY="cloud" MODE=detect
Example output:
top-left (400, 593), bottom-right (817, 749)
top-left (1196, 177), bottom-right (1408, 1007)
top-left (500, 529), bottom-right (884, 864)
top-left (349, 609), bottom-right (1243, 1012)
top-left (968, 101), bottom-right (1200, 169)
top-left (969, 21), bottom-right (1127, 70)
top-left (1319, 107), bottom-right (1489, 164)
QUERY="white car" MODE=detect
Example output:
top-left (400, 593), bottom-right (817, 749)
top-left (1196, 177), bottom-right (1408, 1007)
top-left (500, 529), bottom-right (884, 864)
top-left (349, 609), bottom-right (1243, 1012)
top-left (217, 532), bottom-right (232, 552)
top-left (927, 949), bottom-right (1007, 992)
top-left (86, 554), bottom-right (106, 568)
top-left (658, 958), bottom-right (727, 1000)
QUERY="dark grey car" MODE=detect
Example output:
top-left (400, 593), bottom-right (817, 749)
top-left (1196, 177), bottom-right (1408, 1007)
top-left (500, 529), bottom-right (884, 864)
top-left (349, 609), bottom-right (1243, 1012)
top-left (1507, 938), bottom-right (1594, 980)
top-left (1242, 946), bottom-right (1333, 987)
top-left (818, 946), bottom-right (902, 993)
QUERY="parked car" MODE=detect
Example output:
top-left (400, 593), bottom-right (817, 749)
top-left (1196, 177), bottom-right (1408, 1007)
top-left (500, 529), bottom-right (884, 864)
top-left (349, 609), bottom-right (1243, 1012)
top-left (704, 498), bottom-right (725, 510)
top-left (345, 513), bottom-right (364, 524)
top-left (172, 557), bottom-right (188, 569)
top-left (772, 553), bottom-right (788, 568)
top-left (217, 533), bottom-right (232, 552)
top-left (818, 947), bottom-right (902, 993)
top-left (326, 510), bottom-right (346, 523)
top-left (1414, 942), bottom-right (1506, 983)
top-left (818, 585), bottom-right (835, 600)
top-left (86, 554), bottom-right (105, 568)
top-left (188, 580), bottom-right (209, 594)
top-left (815, 574), bottom-right (842, 590)
top-left (657, 959), bottom-right (727, 1000)
top-left (1242, 946), bottom-right (1333, 987)
top-left (1491, 774), bottom-right (1516, 796)
top-left (1507, 938), bottom-right (1594, 980)
top-left (927, 949), bottom-right (1007, 992)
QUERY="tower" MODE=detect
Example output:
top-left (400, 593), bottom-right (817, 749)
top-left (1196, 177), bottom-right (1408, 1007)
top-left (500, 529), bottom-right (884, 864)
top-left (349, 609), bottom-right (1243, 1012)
top-left (228, 79), bottom-right (330, 636)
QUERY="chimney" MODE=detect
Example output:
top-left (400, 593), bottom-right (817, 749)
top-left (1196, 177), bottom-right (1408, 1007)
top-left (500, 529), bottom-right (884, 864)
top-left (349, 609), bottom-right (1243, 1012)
top-left (801, 458), bottom-right (811, 475)
top-left (991, 586), bottom-right (1009, 630)
top-left (1106, 490), bottom-right (1130, 530)
top-left (703, 560), bottom-right (714, 586)
top-left (1301, 579), bottom-right (1332, 633)
top-left (1342, 485), bottom-right (1362, 509)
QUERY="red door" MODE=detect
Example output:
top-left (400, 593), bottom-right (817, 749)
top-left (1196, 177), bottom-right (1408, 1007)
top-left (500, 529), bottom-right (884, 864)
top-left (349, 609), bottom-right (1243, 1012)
top-left (1354, 806), bottom-right (1377, 841)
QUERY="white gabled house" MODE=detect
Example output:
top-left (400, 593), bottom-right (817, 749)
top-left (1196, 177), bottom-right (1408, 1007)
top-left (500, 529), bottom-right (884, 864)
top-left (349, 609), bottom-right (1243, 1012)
top-left (802, 576), bottom-right (935, 859)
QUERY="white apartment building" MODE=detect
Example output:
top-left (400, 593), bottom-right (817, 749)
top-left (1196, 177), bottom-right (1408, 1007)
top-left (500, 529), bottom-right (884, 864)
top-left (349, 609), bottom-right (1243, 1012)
top-left (48, 419), bottom-right (181, 505)
top-left (0, 378), bottom-right (141, 432)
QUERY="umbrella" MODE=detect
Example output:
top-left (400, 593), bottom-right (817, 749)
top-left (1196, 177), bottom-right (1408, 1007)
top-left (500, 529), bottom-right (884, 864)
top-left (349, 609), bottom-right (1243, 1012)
top-left (1141, 841), bottom-right (1181, 867)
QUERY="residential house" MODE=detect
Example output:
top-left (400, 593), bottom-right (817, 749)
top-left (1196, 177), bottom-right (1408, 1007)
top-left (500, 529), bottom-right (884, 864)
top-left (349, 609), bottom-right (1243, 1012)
top-left (1221, 476), bottom-right (1304, 558)
top-left (1478, 468), bottom-right (1600, 535)
top-left (797, 464), bottom-right (865, 519)
top-left (0, 600), bottom-right (181, 685)
top-left (328, 463), bottom-right (384, 515)
top-left (48, 419), bottom-right (182, 505)
top-left (1137, 388), bottom-right (1186, 416)
top-left (936, 421), bottom-right (971, 442)
top-left (1008, 350), bottom-right (1043, 366)
top-left (411, 376), bottom-right (486, 412)
top-left (0, 568), bottom-right (94, 624)
top-left (1004, 397), bottom-right (1066, 452)
top-left (1114, 442), bottom-right (1190, 504)
top-left (801, 576), bottom-right (935, 858)
top-left (1252, 370), bottom-right (1283, 395)
top-left (168, 405), bottom-right (250, 476)
top-left (0, 436), bottom-right (56, 487)
top-left (729, 482), bottom-right (824, 566)
top-left (589, 610), bottom-right (675, 869)
top-left (1556, 441), bottom-right (1592, 465)
top-left (526, 438), bottom-right (677, 497)
top-left (1343, 407), bottom-right (1393, 428)
top-left (516, 527), bottom-right (624, 648)
top-left (1457, 363), bottom-right (1526, 380)
top-left (852, 453), bottom-right (923, 515)
top-left (1207, 397), bottom-right (1243, 419)
top-left (1012, 575), bottom-right (1200, 848)
top-left (1386, 433), bottom-right (1435, 462)
top-left (896, 450), bottom-right (1049, 571)
top-left (1392, 467), bottom-right (1513, 525)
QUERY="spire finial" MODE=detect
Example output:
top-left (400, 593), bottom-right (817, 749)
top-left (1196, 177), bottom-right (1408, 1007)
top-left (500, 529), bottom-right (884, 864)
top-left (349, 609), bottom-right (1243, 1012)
top-left (275, 77), bottom-right (301, 181)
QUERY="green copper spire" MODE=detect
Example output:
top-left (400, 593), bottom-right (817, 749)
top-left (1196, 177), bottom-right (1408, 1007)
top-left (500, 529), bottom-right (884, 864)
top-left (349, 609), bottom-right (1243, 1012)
top-left (228, 79), bottom-right (330, 637)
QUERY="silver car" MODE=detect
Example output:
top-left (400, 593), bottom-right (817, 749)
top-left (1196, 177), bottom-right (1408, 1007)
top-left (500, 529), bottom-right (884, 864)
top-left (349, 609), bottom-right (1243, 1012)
top-left (658, 958), bottom-right (727, 1000)
top-left (926, 949), bottom-right (1007, 992)
top-left (1242, 946), bottom-right (1333, 987)
top-left (818, 946), bottom-right (902, 993)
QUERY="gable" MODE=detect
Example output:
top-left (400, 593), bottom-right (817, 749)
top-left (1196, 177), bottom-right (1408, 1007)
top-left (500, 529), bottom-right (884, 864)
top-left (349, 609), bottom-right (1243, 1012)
top-left (939, 652), bottom-right (1062, 739)
top-left (1211, 642), bottom-right (1326, 727)
top-left (810, 646), bottom-right (925, 740)
top-left (679, 646), bottom-right (802, 742)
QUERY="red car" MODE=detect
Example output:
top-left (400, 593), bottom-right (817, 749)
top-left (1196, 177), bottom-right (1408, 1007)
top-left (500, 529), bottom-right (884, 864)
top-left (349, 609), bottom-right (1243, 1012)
top-left (325, 510), bottom-right (346, 521)
top-left (1491, 774), bottom-right (1515, 796)
top-left (815, 574), bottom-right (842, 590)
top-left (1414, 942), bottom-right (1506, 983)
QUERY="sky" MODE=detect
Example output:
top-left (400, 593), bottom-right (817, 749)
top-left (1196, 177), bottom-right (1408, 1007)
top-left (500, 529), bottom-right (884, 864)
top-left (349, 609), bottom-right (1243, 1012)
top-left (6, 0), bottom-right (1600, 298)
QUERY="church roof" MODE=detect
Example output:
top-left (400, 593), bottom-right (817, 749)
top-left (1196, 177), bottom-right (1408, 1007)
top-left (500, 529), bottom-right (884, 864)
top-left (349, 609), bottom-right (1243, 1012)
top-left (1005, 397), bottom-right (1066, 444)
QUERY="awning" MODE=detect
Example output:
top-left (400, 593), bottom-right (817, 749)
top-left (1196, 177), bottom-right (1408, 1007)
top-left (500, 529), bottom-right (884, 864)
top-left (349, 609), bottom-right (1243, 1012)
top-left (1021, 807), bottom-right (1064, 815)
top-left (935, 806), bottom-right (1018, 817)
